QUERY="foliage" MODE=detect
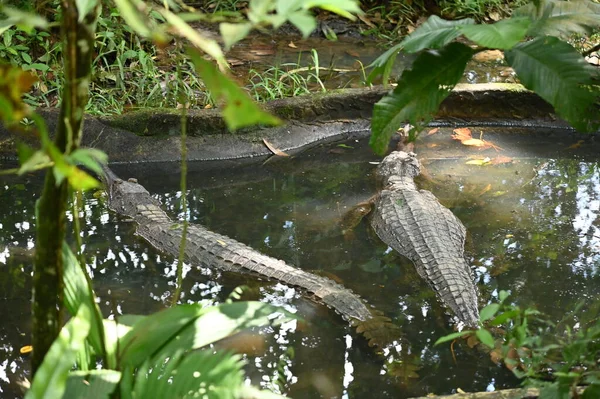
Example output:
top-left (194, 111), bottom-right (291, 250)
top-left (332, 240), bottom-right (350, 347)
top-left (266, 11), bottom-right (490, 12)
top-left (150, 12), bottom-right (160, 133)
top-left (24, 244), bottom-right (293, 399)
top-left (368, 0), bottom-right (600, 154)
top-left (435, 291), bottom-right (600, 398)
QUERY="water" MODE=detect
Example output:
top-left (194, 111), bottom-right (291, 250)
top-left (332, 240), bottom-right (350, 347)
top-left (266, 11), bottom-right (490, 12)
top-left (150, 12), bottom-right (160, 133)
top-left (1, 126), bottom-right (600, 398)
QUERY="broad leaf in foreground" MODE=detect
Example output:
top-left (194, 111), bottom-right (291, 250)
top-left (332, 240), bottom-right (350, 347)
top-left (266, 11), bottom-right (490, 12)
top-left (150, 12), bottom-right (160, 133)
top-left (62, 242), bottom-right (109, 365)
top-left (119, 301), bottom-right (291, 369)
top-left (26, 306), bottom-right (91, 399)
top-left (514, 0), bottom-right (600, 37)
top-left (187, 49), bottom-right (282, 131)
top-left (401, 15), bottom-right (474, 53)
top-left (459, 17), bottom-right (530, 50)
top-left (62, 370), bottom-right (121, 399)
top-left (370, 43), bottom-right (474, 155)
top-left (366, 42), bottom-right (404, 85)
top-left (505, 36), bottom-right (599, 132)
top-left (134, 350), bottom-right (247, 399)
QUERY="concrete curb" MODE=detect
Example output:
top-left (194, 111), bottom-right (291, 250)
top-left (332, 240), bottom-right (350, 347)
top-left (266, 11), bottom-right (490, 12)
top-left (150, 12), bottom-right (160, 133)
top-left (0, 83), bottom-right (584, 163)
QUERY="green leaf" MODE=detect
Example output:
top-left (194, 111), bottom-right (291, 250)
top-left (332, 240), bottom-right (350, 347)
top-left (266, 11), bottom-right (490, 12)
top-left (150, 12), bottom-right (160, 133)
top-left (505, 36), bottom-right (599, 132)
top-left (582, 384), bottom-right (600, 399)
top-left (62, 370), bottom-right (120, 399)
top-left (370, 42), bottom-right (473, 155)
top-left (62, 242), bottom-right (108, 365)
top-left (119, 301), bottom-right (292, 369)
top-left (21, 52), bottom-right (32, 63)
top-left (25, 306), bottom-right (91, 399)
top-left (498, 290), bottom-right (510, 302)
top-left (17, 142), bottom-right (35, 165)
top-left (401, 15), bottom-right (474, 53)
top-left (135, 350), bottom-right (247, 399)
top-left (23, 63), bottom-right (50, 72)
top-left (18, 150), bottom-right (51, 175)
top-left (219, 22), bottom-right (252, 50)
top-left (159, 7), bottom-right (228, 71)
top-left (515, 0), bottom-right (600, 37)
top-left (112, 0), bottom-right (153, 38)
top-left (288, 10), bottom-right (317, 37)
top-left (67, 148), bottom-right (108, 175)
top-left (157, 301), bottom-right (294, 362)
top-left (476, 328), bottom-right (495, 349)
top-left (301, 0), bottom-right (362, 20)
top-left (366, 42), bottom-right (403, 85)
top-left (479, 303), bottom-right (501, 322)
top-left (490, 309), bottom-right (521, 326)
top-left (187, 48), bottom-right (281, 131)
top-left (75, 0), bottom-right (99, 23)
top-left (0, 7), bottom-right (48, 35)
top-left (459, 17), bottom-right (530, 50)
top-left (434, 330), bottom-right (473, 346)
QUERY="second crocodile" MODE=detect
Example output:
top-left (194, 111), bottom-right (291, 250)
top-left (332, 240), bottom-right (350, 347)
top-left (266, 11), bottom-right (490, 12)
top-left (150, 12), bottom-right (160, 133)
top-left (349, 151), bottom-right (480, 327)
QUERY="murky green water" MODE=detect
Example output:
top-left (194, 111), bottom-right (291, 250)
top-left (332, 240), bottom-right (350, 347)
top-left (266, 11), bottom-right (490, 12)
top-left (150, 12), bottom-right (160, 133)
top-left (1, 127), bottom-right (600, 398)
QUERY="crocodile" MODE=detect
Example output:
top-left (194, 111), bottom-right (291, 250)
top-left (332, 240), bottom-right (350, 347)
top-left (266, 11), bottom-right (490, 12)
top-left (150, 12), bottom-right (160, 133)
top-left (349, 151), bottom-right (480, 327)
top-left (100, 165), bottom-right (401, 348)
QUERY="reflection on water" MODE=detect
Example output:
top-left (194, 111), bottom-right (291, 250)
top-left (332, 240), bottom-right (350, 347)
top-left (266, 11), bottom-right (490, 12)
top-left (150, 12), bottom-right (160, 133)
top-left (1, 127), bottom-right (600, 398)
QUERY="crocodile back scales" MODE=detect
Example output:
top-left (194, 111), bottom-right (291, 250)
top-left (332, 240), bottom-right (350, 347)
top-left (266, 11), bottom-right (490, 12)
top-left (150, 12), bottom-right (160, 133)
top-left (371, 152), bottom-right (480, 326)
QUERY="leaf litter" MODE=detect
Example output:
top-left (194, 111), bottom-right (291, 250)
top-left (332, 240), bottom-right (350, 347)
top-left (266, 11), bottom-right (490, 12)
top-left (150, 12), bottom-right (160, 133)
top-left (452, 128), bottom-right (503, 151)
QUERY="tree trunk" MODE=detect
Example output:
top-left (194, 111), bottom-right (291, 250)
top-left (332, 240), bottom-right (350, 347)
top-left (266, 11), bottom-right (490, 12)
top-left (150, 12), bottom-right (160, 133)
top-left (32, 0), bottom-right (99, 375)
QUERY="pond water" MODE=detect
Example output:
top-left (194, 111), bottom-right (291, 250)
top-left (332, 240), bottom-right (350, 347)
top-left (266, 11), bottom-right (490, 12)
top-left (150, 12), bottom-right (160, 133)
top-left (1, 126), bottom-right (600, 398)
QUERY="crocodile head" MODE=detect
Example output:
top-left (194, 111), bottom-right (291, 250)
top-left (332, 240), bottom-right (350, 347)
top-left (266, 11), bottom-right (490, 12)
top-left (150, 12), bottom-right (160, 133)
top-left (376, 151), bottom-right (421, 185)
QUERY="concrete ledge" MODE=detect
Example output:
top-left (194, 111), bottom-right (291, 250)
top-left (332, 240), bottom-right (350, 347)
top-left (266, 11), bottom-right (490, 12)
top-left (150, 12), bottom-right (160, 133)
top-left (0, 84), bottom-right (588, 163)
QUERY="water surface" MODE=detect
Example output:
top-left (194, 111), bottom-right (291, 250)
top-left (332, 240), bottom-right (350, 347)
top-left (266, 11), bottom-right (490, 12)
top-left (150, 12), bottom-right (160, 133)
top-left (1, 126), bottom-right (599, 398)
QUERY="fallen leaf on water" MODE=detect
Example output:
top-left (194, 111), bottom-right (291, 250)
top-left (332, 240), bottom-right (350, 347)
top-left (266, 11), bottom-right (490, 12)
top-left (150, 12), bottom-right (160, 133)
top-left (452, 128), bottom-right (502, 151)
top-left (427, 128), bottom-right (439, 135)
top-left (426, 143), bottom-right (439, 148)
top-left (263, 139), bottom-right (289, 157)
top-left (566, 140), bottom-right (585, 150)
top-left (345, 49), bottom-right (360, 58)
top-left (479, 183), bottom-right (492, 196)
top-left (467, 334), bottom-right (479, 348)
top-left (466, 158), bottom-right (491, 166)
top-left (288, 41), bottom-right (297, 48)
top-left (20, 345), bottom-right (32, 354)
top-left (490, 348), bottom-right (503, 364)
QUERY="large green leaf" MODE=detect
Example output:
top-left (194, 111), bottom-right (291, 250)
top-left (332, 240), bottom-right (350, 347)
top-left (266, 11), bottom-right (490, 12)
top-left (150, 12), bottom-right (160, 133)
top-left (370, 42), bottom-right (474, 155)
top-left (459, 17), bottom-right (530, 50)
top-left (25, 306), bottom-right (91, 399)
top-left (366, 42), bottom-right (403, 85)
top-left (187, 49), bottom-right (281, 131)
top-left (119, 301), bottom-right (290, 369)
top-left (118, 304), bottom-right (205, 369)
top-left (134, 350), bottom-right (246, 399)
top-left (401, 15), bottom-right (475, 53)
top-left (157, 301), bottom-right (292, 358)
top-left (514, 0), bottom-right (600, 37)
top-left (505, 36), bottom-right (599, 132)
top-left (0, 7), bottom-right (48, 35)
top-left (62, 370), bottom-right (121, 399)
top-left (62, 242), bottom-right (108, 364)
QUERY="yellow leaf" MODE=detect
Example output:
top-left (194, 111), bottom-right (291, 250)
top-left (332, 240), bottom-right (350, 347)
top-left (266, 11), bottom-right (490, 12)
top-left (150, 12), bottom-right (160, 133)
top-left (263, 139), bottom-right (289, 157)
top-left (466, 158), bottom-right (491, 166)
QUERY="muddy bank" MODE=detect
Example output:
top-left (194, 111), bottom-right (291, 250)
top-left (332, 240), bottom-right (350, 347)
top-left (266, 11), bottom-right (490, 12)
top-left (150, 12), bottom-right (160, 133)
top-left (0, 83), bottom-right (588, 163)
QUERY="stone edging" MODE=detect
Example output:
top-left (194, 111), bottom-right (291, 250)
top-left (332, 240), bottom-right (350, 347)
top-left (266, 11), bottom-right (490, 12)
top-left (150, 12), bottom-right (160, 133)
top-left (0, 83), bottom-right (586, 163)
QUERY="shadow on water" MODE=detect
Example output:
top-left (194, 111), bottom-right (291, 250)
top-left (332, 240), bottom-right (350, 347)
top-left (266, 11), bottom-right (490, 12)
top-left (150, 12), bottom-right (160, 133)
top-left (1, 126), bottom-right (600, 398)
